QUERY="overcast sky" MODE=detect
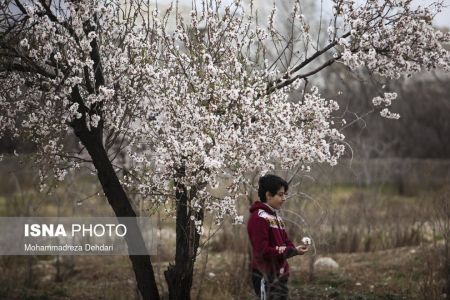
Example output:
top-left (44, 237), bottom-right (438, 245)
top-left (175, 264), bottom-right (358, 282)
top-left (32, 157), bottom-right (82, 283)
top-left (160, 0), bottom-right (450, 29)
top-left (420, 0), bottom-right (450, 28)
top-left (328, 0), bottom-right (450, 28)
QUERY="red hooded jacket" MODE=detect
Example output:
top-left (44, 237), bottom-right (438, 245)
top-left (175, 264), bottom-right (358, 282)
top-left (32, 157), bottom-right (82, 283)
top-left (247, 201), bottom-right (298, 278)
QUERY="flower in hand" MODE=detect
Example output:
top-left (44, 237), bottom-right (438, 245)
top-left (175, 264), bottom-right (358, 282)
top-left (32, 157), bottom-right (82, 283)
top-left (301, 237), bottom-right (312, 245)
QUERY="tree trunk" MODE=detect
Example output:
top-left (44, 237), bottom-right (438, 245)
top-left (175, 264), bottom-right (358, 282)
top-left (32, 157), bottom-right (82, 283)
top-left (72, 119), bottom-right (160, 300)
top-left (164, 181), bottom-right (203, 300)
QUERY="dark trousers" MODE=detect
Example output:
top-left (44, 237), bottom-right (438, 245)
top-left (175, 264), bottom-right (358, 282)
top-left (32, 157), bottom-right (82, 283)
top-left (251, 269), bottom-right (289, 300)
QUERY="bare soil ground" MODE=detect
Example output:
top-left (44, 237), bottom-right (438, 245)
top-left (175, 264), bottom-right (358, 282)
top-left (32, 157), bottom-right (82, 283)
top-left (1, 243), bottom-right (443, 300)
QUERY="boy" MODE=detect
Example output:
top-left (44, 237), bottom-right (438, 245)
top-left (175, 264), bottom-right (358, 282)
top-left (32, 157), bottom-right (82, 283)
top-left (247, 174), bottom-right (309, 300)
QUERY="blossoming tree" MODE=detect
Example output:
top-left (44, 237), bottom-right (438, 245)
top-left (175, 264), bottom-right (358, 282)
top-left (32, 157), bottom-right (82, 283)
top-left (0, 0), bottom-right (449, 299)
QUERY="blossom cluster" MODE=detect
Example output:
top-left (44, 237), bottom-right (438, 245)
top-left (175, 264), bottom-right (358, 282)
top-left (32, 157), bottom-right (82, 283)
top-left (119, 2), bottom-right (345, 223)
top-left (336, 0), bottom-right (450, 78)
top-left (372, 92), bottom-right (399, 119)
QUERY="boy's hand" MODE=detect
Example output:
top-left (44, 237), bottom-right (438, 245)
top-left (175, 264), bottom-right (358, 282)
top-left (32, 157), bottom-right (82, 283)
top-left (296, 245), bottom-right (309, 255)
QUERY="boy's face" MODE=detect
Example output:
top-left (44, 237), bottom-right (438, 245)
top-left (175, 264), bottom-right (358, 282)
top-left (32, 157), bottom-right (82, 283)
top-left (265, 186), bottom-right (287, 210)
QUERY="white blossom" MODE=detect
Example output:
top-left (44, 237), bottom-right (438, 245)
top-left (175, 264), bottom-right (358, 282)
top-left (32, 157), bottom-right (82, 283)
top-left (19, 38), bottom-right (29, 49)
top-left (302, 237), bottom-right (312, 245)
top-left (380, 108), bottom-right (400, 120)
top-left (372, 92), bottom-right (398, 107)
top-left (90, 114), bottom-right (101, 128)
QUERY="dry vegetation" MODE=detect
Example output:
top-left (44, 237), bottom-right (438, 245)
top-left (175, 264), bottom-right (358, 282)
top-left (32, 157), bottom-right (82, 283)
top-left (0, 158), bottom-right (449, 300)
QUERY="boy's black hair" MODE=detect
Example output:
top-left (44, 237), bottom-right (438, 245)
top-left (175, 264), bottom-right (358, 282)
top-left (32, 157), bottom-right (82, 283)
top-left (258, 174), bottom-right (289, 202)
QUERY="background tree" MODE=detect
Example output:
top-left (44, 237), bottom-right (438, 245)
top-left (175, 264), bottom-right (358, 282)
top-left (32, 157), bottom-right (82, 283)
top-left (0, 0), bottom-right (449, 299)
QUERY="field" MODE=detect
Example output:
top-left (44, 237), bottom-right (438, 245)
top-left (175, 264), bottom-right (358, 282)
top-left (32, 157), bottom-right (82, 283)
top-left (0, 158), bottom-right (449, 299)
top-left (0, 243), bottom-right (446, 299)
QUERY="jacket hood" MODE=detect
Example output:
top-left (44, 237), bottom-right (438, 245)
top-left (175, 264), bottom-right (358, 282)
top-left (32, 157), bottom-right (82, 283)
top-left (249, 201), bottom-right (276, 215)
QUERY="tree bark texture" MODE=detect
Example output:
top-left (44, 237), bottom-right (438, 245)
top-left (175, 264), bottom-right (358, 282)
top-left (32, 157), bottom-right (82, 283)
top-left (164, 179), bottom-right (204, 300)
top-left (71, 115), bottom-right (160, 300)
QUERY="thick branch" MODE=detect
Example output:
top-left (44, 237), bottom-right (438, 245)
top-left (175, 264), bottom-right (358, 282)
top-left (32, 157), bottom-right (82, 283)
top-left (266, 31), bottom-right (351, 94)
top-left (0, 61), bottom-right (56, 79)
top-left (14, 0), bottom-right (27, 15)
top-left (268, 55), bottom-right (341, 94)
top-left (70, 92), bottom-right (160, 300)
